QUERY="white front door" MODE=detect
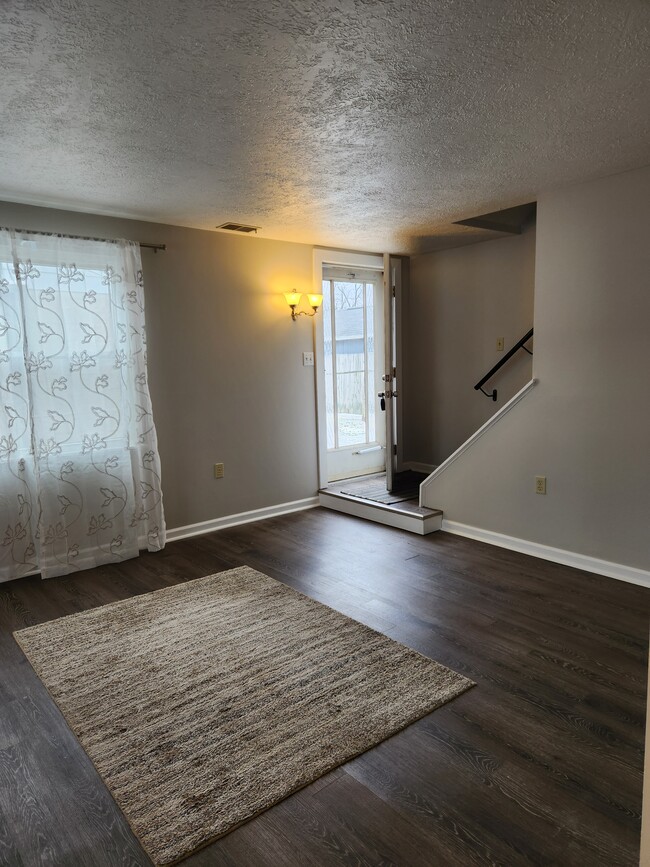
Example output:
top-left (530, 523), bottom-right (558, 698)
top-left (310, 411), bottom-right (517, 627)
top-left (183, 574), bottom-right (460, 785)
top-left (321, 265), bottom-right (385, 482)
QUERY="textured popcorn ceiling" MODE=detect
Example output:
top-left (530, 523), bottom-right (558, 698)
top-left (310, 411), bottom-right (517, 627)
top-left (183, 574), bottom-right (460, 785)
top-left (0, 0), bottom-right (649, 253)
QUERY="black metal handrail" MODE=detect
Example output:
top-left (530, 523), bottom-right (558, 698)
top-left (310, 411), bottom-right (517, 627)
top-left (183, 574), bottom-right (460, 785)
top-left (474, 327), bottom-right (533, 400)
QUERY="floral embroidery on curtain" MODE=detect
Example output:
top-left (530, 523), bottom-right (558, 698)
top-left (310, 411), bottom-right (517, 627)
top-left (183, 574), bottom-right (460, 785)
top-left (0, 229), bottom-right (165, 581)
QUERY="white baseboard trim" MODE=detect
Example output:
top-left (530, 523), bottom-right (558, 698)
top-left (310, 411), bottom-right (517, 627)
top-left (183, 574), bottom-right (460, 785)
top-left (404, 461), bottom-right (438, 475)
top-left (167, 497), bottom-right (320, 543)
top-left (441, 519), bottom-right (650, 588)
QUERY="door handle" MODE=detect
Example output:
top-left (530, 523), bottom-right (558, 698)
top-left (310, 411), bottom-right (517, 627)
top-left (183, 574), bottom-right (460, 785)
top-left (378, 391), bottom-right (386, 411)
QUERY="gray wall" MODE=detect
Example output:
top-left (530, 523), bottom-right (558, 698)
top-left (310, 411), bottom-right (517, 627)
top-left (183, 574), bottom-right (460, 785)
top-left (0, 202), bottom-right (319, 530)
top-left (405, 227), bottom-right (536, 466)
top-left (420, 165), bottom-right (650, 571)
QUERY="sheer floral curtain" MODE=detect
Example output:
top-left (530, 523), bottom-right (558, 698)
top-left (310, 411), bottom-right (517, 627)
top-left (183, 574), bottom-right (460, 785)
top-left (0, 229), bottom-right (165, 582)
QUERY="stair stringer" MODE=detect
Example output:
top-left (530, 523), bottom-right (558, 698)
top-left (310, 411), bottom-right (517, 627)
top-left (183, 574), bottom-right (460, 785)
top-left (419, 379), bottom-right (538, 508)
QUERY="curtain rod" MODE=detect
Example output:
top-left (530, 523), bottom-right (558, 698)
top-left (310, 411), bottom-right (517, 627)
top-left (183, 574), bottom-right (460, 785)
top-left (0, 226), bottom-right (166, 253)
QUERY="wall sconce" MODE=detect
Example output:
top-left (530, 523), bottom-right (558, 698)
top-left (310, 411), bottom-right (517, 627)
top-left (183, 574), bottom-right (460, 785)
top-left (284, 290), bottom-right (323, 321)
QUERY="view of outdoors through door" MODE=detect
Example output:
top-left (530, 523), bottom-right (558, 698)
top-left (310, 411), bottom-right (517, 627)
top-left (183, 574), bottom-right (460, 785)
top-left (322, 266), bottom-right (385, 481)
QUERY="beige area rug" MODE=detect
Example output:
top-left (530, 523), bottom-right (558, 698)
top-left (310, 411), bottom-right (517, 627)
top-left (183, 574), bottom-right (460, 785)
top-left (14, 566), bottom-right (473, 865)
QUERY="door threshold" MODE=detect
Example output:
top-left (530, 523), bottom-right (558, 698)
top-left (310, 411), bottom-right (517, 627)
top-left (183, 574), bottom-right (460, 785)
top-left (326, 467), bottom-right (386, 484)
top-left (323, 470), bottom-right (387, 487)
top-left (319, 489), bottom-right (442, 535)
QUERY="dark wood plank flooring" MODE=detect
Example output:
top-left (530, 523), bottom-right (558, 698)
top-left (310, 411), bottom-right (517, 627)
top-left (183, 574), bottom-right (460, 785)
top-left (0, 507), bottom-right (648, 866)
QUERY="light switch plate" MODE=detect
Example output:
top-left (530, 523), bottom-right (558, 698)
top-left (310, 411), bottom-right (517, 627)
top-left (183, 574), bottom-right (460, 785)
top-left (303, 352), bottom-right (314, 366)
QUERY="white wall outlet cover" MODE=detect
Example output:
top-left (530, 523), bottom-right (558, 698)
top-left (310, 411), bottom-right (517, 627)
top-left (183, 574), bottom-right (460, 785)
top-left (303, 352), bottom-right (314, 366)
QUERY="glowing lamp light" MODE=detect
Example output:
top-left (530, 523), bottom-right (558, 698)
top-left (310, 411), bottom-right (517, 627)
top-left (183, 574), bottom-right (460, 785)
top-left (307, 293), bottom-right (323, 311)
top-left (284, 291), bottom-right (302, 309)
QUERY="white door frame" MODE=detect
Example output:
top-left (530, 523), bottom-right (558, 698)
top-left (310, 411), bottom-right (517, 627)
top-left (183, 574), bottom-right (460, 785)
top-left (313, 248), bottom-right (384, 489)
top-left (385, 255), bottom-right (407, 486)
top-left (383, 253), bottom-right (396, 491)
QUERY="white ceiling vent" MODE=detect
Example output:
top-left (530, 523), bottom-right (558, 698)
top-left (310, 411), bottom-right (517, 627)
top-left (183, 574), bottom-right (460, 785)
top-left (216, 222), bottom-right (259, 234)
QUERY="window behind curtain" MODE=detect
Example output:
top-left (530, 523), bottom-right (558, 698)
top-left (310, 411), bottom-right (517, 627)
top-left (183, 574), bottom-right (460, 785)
top-left (0, 229), bottom-right (165, 582)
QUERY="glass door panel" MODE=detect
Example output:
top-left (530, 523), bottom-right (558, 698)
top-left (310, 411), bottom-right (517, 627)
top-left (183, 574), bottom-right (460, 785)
top-left (322, 269), bottom-right (385, 481)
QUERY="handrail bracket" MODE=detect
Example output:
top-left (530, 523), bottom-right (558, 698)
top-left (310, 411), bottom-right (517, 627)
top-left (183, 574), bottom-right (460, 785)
top-left (474, 328), bottom-right (533, 399)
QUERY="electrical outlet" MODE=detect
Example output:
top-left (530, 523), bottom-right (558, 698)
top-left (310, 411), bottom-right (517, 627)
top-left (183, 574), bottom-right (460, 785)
top-left (302, 351), bottom-right (314, 367)
top-left (496, 337), bottom-right (505, 351)
top-left (214, 462), bottom-right (225, 479)
top-left (535, 475), bottom-right (546, 495)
